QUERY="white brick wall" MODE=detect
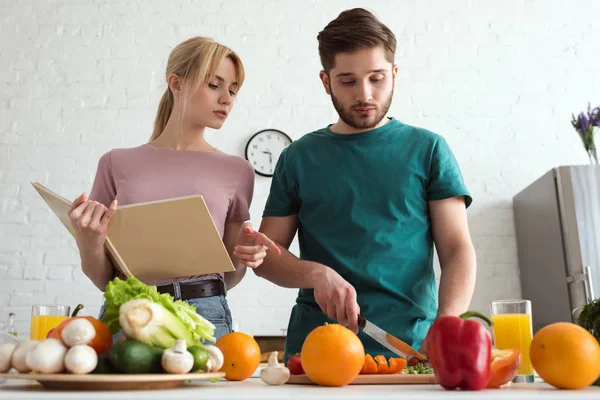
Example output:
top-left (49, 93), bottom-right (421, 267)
top-left (1, 0), bottom-right (599, 338)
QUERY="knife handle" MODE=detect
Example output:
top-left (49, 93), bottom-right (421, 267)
top-left (357, 315), bottom-right (366, 330)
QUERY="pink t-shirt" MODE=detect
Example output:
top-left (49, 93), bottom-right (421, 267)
top-left (89, 143), bottom-right (254, 286)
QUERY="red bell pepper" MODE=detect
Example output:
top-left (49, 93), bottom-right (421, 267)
top-left (425, 311), bottom-right (493, 391)
top-left (487, 348), bottom-right (521, 388)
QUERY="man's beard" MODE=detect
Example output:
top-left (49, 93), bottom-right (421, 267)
top-left (330, 89), bottom-right (393, 130)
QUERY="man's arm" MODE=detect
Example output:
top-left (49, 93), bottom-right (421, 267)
top-left (429, 196), bottom-right (477, 317)
top-left (254, 215), bottom-right (318, 288)
top-left (254, 215), bottom-right (361, 332)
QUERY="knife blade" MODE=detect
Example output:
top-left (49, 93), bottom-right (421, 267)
top-left (357, 315), bottom-right (428, 361)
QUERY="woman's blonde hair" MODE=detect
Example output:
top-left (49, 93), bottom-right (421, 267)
top-left (151, 37), bottom-right (245, 140)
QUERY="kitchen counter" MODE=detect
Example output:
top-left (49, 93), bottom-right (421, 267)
top-left (1, 377), bottom-right (599, 399)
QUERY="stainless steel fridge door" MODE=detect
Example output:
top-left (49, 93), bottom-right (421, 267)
top-left (513, 168), bottom-right (573, 332)
top-left (559, 166), bottom-right (599, 309)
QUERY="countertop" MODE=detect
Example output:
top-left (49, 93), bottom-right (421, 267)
top-left (1, 377), bottom-right (599, 399)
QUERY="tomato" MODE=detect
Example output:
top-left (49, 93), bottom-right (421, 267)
top-left (407, 356), bottom-right (421, 367)
top-left (47, 304), bottom-right (113, 355)
top-left (287, 354), bottom-right (304, 375)
top-left (487, 348), bottom-right (521, 388)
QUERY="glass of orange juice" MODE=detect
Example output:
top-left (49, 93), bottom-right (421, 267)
top-left (30, 305), bottom-right (70, 340)
top-left (490, 300), bottom-right (534, 383)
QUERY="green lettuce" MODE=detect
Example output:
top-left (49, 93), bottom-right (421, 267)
top-left (103, 276), bottom-right (216, 344)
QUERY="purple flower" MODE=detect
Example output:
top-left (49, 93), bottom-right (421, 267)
top-left (582, 112), bottom-right (590, 131)
top-left (592, 106), bottom-right (600, 128)
top-left (572, 103), bottom-right (600, 164)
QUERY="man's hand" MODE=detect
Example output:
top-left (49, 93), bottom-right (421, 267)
top-left (313, 267), bottom-right (360, 333)
top-left (419, 330), bottom-right (431, 357)
top-left (233, 221), bottom-right (281, 269)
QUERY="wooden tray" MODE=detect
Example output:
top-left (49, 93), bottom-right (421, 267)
top-left (287, 373), bottom-right (437, 385)
top-left (0, 372), bottom-right (225, 390)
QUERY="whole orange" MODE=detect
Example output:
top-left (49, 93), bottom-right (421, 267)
top-left (216, 332), bottom-right (261, 381)
top-left (530, 322), bottom-right (600, 389)
top-left (301, 323), bottom-right (365, 387)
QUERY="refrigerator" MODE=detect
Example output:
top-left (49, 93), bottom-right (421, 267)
top-left (513, 165), bottom-right (600, 333)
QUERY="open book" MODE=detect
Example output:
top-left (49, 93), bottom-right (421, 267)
top-left (31, 182), bottom-right (235, 281)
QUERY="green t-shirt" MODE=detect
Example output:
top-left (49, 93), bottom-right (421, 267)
top-left (263, 117), bottom-right (472, 360)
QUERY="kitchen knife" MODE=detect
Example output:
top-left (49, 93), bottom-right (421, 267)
top-left (357, 315), bottom-right (428, 361)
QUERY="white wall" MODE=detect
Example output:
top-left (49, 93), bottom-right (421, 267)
top-left (1, 0), bottom-right (599, 338)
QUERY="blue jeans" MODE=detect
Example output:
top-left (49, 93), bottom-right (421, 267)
top-left (98, 277), bottom-right (233, 344)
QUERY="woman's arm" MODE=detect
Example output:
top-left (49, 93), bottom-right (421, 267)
top-left (223, 220), bottom-right (281, 290)
top-left (222, 220), bottom-right (246, 290)
top-left (69, 192), bottom-right (118, 291)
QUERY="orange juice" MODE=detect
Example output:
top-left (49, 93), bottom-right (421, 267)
top-left (491, 313), bottom-right (534, 375)
top-left (30, 315), bottom-right (68, 340)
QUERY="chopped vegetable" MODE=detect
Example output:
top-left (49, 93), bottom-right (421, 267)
top-left (487, 348), bottom-right (520, 388)
top-left (360, 354), bottom-right (377, 374)
top-left (104, 276), bottom-right (215, 344)
top-left (360, 355), bottom-right (408, 375)
top-left (374, 355), bottom-right (388, 374)
top-left (403, 363), bottom-right (434, 374)
top-left (407, 356), bottom-right (422, 367)
top-left (387, 357), bottom-right (407, 374)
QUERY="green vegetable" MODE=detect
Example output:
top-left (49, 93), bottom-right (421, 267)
top-left (403, 364), bottom-right (434, 374)
top-left (91, 354), bottom-right (119, 374)
top-left (575, 298), bottom-right (600, 343)
top-left (119, 299), bottom-right (195, 349)
top-left (103, 276), bottom-right (216, 346)
top-left (188, 345), bottom-right (209, 372)
top-left (108, 340), bottom-right (163, 374)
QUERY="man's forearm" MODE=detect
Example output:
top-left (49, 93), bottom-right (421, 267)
top-left (254, 244), bottom-right (325, 289)
top-left (437, 245), bottom-right (476, 317)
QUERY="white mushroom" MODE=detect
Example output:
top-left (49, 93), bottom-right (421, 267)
top-left (0, 343), bottom-right (17, 373)
top-left (64, 345), bottom-right (98, 375)
top-left (62, 319), bottom-right (96, 347)
top-left (11, 340), bottom-right (39, 373)
top-left (204, 345), bottom-right (224, 372)
top-left (26, 339), bottom-right (67, 374)
top-left (161, 340), bottom-right (194, 374)
top-left (260, 352), bottom-right (290, 385)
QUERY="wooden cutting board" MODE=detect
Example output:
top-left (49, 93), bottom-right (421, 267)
top-left (0, 372), bottom-right (224, 391)
top-left (287, 373), bottom-right (437, 385)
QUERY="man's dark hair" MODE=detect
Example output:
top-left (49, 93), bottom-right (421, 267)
top-left (317, 8), bottom-right (397, 72)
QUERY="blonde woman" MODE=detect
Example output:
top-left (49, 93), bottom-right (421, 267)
top-left (68, 37), bottom-right (280, 340)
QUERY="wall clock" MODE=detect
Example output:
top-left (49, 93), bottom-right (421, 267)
top-left (245, 129), bottom-right (293, 177)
